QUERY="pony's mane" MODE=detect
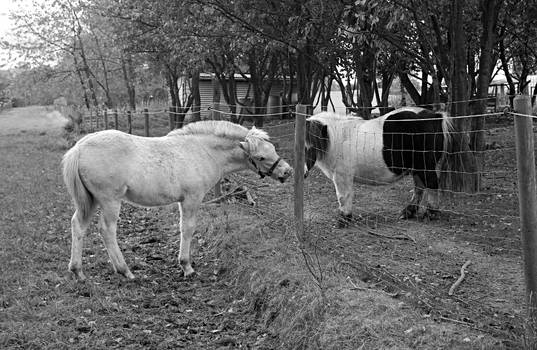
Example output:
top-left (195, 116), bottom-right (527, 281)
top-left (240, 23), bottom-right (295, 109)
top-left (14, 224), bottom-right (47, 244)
top-left (308, 111), bottom-right (362, 125)
top-left (168, 120), bottom-right (270, 152)
top-left (168, 120), bottom-right (269, 142)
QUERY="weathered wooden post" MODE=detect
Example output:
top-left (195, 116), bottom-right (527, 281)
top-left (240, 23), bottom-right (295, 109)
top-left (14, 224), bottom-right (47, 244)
top-left (114, 109), bottom-right (119, 130)
top-left (144, 108), bottom-right (150, 137)
top-left (95, 109), bottom-right (100, 130)
top-left (89, 110), bottom-right (94, 132)
top-left (513, 93), bottom-right (537, 331)
top-left (104, 109), bottom-right (109, 130)
top-left (169, 106), bottom-right (175, 131)
top-left (127, 110), bottom-right (132, 134)
top-left (294, 104), bottom-right (307, 241)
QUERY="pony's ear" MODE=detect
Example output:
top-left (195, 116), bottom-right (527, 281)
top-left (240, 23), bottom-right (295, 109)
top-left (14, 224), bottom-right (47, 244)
top-left (239, 141), bottom-right (250, 152)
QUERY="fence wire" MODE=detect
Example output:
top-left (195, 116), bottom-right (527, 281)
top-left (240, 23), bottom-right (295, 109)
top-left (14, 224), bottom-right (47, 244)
top-left (67, 103), bottom-right (530, 342)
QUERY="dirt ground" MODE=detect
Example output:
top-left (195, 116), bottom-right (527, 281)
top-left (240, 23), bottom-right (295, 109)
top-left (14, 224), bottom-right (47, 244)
top-left (0, 106), bottom-right (531, 349)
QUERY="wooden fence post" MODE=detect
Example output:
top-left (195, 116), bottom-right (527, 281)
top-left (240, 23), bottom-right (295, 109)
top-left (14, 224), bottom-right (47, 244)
top-left (144, 108), bottom-right (150, 137)
top-left (96, 109), bottom-right (101, 130)
top-left (513, 94), bottom-right (537, 331)
top-left (169, 107), bottom-right (175, 131)
top-left (294, 104), bottom-right (307, 241)
top-left (114, 109), bottom-right (119, 130)
top-left (127, 110), bottom-right (132, 134)
top-left (89, 110), bottom-right (94, 132)
top-left (104, 109), bottom-right (109, 130)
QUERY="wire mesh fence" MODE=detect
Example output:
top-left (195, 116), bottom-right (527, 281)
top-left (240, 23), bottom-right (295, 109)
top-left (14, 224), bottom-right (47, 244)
top-left (62, 99), bottom-right (537, 341)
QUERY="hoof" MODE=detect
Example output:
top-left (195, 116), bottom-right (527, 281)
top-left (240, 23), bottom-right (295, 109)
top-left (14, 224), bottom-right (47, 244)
top-left (336, 213), bottom-right (353, 228)
top-left (121, 270), bottom-right (135, 280)
top-left (183, 267), bottom-right (195, 277)
top-left (417, 208), bottom-right (440, 221)
top-left (68, 264), bottom-right (86, 281)
top-left (399, 205), bottom-right (418, 220)
top-left (180, 259), bottom-right (195, 278)
top-left (115, 265), bottom-right (135, 280)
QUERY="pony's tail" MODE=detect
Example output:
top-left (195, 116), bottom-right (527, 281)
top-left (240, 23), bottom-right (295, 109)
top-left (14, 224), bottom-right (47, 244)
top-left (62, 145), bottom-right (94, 220)
top-left (440, 111), bottom-right (454, 151)
top-left (439, 112), bottom-right (478, 193)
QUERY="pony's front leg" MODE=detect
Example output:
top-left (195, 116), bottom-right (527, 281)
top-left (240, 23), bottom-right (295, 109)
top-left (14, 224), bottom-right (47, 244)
top-left (401, 174), bottom-right (425, 219)
top-left (178, 199), bottom-right (201, 277)
top-left (333, 173), bottom-right (354, 228)
top-left (417, 189), bottom-right (441, 221)
top-left (413, 171), bottom-right (441, 221)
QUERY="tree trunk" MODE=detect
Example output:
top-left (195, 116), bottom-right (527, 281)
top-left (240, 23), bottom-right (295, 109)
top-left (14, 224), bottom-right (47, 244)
top-left (121, 51), bottom-right (136, 111)
top-left (90, 25), bottom-right (113, 108)
top-left (379, 72), bottom-right (394, 115)
top-left (77, 46), bottom-right (98, 108)
top-left (72, 52), bottom-right (90, 109)
top-left (74, 22), bottom-right (98, 108)
top-left (441, 0), bottom-right (478, 193)
top-left (472, 0), bottom-right (503, 185)
top-left (190, 69), bottom-right (201, 123)
top-left (499, 33), bottom-right (517, 107)
top-left (399, 73), bottom-right (422, 105)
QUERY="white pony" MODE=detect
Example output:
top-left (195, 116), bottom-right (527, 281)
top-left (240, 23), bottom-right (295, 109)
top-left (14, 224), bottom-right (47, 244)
top-left (62, 120), bottom-right (293, 280)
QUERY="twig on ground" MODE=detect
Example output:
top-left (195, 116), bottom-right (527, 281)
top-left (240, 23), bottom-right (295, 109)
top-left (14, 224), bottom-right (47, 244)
top-left (202, 184), bottom-right (267, 205)
top-left (346, 276), bottom-right (399, 297)
top-left (448, 260), bottom-right (471, 296)
top-left (245, 189), bottom-right (256, 206)
top-left (367, 229), bottom-right (416, 243)
top-left (438, 315), bottom-right (475, 327)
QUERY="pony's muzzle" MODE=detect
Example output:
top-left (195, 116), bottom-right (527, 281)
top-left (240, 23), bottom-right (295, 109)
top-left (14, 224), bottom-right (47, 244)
top-left (277, 164), bottom-right (293, 183)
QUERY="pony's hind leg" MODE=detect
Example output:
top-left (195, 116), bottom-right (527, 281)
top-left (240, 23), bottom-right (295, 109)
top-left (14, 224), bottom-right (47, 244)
top-left (69, 207), bottom-right (96, 280)
top-left (99, 201), bottom-right (134, 279)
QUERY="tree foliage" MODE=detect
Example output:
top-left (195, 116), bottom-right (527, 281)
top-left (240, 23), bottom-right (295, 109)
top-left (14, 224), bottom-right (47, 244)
top-left (4, 0), bottom-right (536, 116)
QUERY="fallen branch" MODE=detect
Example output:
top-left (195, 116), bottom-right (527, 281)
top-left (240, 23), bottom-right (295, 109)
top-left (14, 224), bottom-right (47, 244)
top-left (346, 276), bottom-right (399, 297)
top-left (448, 260), bottom-right (471, 296)
top-left (202, 184), bottom-right (267, 205)
top-left (367, 230), bottom-right (416, 243)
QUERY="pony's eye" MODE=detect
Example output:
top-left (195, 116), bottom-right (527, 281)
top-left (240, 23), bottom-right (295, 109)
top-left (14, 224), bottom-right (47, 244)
top-left (258, 157), bottom-right (265, 161)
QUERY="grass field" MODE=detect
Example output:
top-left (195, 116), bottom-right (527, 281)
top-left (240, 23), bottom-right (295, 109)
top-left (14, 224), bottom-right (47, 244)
top-left (0, 106), bottom-right (531, 349)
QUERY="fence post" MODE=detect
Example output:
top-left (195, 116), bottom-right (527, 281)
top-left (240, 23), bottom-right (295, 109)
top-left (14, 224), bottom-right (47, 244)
top-left (114, 109), bottom-right (119, 130)
top-left (144, 108), bottom-right (150, 137)
top-left (169, 106), bottom-right (175, 131)
top-left (513, 94), bottom-right (537, 330)
top-left (95, 109), bottom-right (101, 130)
top-left (127, 110), bottom-right (132, 134)
top-left (104, 109), bottom-right (109, 130)
top-left (89, 110), bottom-right (94, 132)
top-left (294, 104), bottom-right (307, 241)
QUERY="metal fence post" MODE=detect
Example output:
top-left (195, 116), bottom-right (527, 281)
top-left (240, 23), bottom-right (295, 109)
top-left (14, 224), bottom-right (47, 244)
top-left (513, 94), bottom-right (537, 330)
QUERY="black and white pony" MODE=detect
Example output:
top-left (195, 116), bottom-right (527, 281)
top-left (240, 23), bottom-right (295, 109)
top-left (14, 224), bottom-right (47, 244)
top-left (305, 107), bottom-right (455, 226)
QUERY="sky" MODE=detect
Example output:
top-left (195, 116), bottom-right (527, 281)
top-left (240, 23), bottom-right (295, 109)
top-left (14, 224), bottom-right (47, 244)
top-left (0, 0), bottom-right (29, 68)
